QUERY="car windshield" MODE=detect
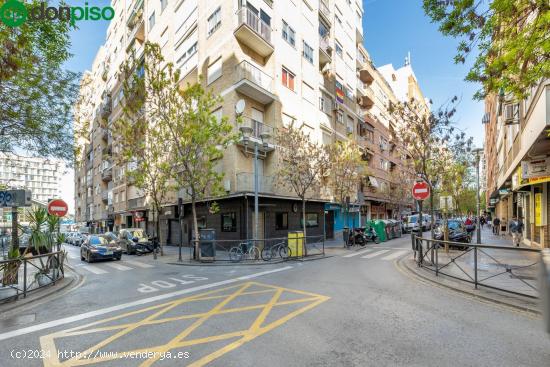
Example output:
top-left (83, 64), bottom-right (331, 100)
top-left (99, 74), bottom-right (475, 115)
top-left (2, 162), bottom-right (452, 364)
top-left (408, 216), bottom-right (418, 223)
top-left (89, 236), bottom-right (108, 246)
top-left (130, 230), bottom-right (145, 239)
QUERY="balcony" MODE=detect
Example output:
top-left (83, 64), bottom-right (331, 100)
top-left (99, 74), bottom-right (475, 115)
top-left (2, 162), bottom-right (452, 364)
top-left (102, 166), bottom-right (113, 182)
top-left (357, 87), bottom-right (374, 109)
top-left (234, 7), bottom-right (274, 57)
top-left (101, 191), bottom-right (108, 202)
top-left (100, 96), bottom-right (112, 120)
top-left (237, 116), bottom-right (276, 155)
top-left (128, 5), bottom-right (145, 43)
top-left (359, 66), bottom-right (374, 85)
top-left (319, 35), bottom-right (332, 67)
top-left (234, 61), bottom-right (275, 104)
top-left (236, 172), bottom-right (275, 194)
top-left (319, 0), bottom-right (331, 26)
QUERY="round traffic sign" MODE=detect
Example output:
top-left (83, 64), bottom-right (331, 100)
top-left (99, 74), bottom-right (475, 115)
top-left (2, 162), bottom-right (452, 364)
top-left (48, 199), bottom-right (68, 217)
top-left (412, 181), bottom-right (430, 201)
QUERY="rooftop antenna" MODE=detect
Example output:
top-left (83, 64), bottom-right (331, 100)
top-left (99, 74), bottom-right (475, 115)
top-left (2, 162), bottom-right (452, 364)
top-left (404, 51), bottom-right (411, 66)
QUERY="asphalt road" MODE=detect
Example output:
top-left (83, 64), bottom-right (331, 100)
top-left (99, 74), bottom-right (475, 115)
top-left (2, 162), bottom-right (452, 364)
top-left (0, 238), bottom-right (549, 367)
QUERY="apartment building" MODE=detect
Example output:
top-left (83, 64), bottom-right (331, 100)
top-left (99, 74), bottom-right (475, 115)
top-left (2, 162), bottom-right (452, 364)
top-left (75, 0), bottom-right (371, 243)
top-left (484, 80), bottom-right (550, 248)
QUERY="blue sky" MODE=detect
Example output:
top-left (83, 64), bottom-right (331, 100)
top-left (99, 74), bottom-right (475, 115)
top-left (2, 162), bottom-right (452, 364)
top-left (65, 0), bottom-right (485, 147)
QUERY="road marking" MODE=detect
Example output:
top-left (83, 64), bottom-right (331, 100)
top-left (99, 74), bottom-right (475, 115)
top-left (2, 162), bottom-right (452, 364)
top-left (39, 281), bottom-right (329, 367)
top-left (361, 250), bottom-right (391, 259)
top-left (104, 263), bottom-right (132, 271)
top-left (381, 250), bottom-right (409, 260)
top-left (124, 260), bottom-right (154, 268)
top-left (0, 266), bottom-right (293, 342)
top-left (342, 249), bottom-right (373, 258)
top-left (80, 265), bottom-right (108, 274)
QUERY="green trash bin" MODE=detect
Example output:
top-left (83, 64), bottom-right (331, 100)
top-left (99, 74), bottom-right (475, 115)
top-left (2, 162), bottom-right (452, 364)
top-left (374, 220), bottom-right (387, 242)
top-left (382, 220), bottom-right (394, 240)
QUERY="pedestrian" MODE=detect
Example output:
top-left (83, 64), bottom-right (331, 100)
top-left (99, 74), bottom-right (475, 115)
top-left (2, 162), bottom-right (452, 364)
top-left (509, 217), bottom-right (524, 247)
top-left (493, 217), bottom-right (501, 235)
top-left (480, 216), bottom-right (486, 228)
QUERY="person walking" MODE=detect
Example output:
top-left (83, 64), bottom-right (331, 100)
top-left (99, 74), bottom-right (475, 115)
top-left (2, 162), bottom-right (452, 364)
top-left (509, 217), bottom-right (524, 247)
top-left (493, 217), bottom-right (501, 235)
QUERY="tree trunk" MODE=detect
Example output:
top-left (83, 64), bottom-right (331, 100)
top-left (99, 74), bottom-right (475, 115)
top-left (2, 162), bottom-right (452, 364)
top-left (155, 208), bottom-right (163, 256)
top-left (429, 187), bottom-right (435, 239)
top-left (302, 198), bottom-right (307, 257)
top-left (191, 196), bottom-right (199, 260)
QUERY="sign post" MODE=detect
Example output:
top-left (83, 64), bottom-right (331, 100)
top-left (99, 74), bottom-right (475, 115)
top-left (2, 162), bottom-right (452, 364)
top-left (1, 190), bottom-right (31, 256)
top-left (48, 199), bottom-right (68, 251)
top-left (411, 181), bottom-right (431, 265)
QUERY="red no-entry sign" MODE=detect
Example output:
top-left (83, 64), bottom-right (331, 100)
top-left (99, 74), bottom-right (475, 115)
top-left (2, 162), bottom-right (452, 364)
top-left (48, 199), bottom-right (68, 217)
top-left (412, 181), bottom-right (430, 201)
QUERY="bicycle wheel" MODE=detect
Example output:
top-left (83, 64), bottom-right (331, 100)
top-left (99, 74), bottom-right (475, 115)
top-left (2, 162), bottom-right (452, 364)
top-left (261, 246), bottom-right (273, 261)
top-left (279, 245), bottom-right (291, 259)
top-left (229, 247), bottom-right (243, 262)
top-left (248, 246), bottom-right (260, 260)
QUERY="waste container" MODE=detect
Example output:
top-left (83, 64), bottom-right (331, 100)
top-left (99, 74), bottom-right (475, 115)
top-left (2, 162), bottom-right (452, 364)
top-left (199, 228), bottom-right (216, 261)
top-left (373, 220), bottom-right (387, 242)
top-left (393, 220), bottom-right (402, 238)
top-left (383, 220), bottom-right (394, 240)
top-left (288, 231), bottom-right (304, 257)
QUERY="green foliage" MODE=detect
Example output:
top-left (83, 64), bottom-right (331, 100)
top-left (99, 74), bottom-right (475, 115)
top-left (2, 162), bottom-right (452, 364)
top-left (0, 0), bottom-right (78, 162)
top-left (327, 140), bottom-right (366, 205)
top-left (423, 0), bottom-right (550, 100)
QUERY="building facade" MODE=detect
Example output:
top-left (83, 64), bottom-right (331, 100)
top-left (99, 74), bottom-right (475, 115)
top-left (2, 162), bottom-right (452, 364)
top-left (75, 0), bottom-right (417, 243)
top-left (484, 80), bottom-right (550, 248)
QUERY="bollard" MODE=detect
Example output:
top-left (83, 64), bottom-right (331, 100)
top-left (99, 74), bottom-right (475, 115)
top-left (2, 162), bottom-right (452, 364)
top-left (541, 249), bottom-right (550, 334)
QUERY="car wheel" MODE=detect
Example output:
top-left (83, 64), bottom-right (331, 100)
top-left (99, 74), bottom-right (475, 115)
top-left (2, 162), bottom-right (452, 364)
top-left (87, 252), bottom-right (93, 263)
top-left (81, 252), bottom-right (85, 261)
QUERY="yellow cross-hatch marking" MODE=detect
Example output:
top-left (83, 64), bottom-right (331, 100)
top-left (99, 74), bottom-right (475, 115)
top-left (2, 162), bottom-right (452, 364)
top-left (39, 281), bottom-right (330, 367)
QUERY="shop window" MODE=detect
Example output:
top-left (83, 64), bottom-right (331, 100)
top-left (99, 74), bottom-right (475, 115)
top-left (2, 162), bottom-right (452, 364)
top-left (301, 213), bottom-right (319, 228)
top-left (221, 212), bottom-right (237, 232)
top-left (275, 212), bottom-right (288, 230)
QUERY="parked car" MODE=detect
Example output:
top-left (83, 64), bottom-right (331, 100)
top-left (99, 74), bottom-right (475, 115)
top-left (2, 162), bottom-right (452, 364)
top-left (80, 235), bottom-right (122, 263)
top-left (103, 232), bottom-right (118, 245)
top-left (116, 228), bottom-right (152, 255)
top-left (70, 232), bottom-right (86, 246)
top-left (434, 220), bottom-right (471, 248)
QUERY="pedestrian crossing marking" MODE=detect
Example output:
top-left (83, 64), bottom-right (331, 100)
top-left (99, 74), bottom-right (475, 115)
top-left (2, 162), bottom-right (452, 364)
top-left (124, 260), bottom-right (154, 268)
top-left (361, 250), bottom-right (391, 259)
top-left (342, 249), bottom-right (373, 258)
top-left (80, 265), bottom-right (108, 274)
top-left (104, 263), bottom-right (132, 271)
top-left (381, 250), bottom-right (408, 260)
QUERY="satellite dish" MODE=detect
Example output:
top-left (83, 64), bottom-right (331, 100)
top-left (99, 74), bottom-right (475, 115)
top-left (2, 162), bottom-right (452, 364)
top-left (235, 99), bottom-right (246, 115)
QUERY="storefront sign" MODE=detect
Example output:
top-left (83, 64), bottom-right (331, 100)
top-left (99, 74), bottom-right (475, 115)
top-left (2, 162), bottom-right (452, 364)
top-left (499, 188), bottom-right (511, 195)
top-left (535, 193), bottom-right (542, 226)
top-left (521, 158), bottom-right (550, 179)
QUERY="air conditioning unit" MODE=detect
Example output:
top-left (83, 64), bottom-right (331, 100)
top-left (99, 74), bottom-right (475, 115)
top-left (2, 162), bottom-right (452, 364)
top-left (503, 103), bottom-right (519, 125)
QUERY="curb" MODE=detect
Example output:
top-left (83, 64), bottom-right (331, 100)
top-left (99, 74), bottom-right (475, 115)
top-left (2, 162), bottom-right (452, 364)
top-left (166, 254), bottom-right (332, 266)
top-left (396, 256), bottom-right (541, 316)
top-left (0, 265), bottom-right (83, 315)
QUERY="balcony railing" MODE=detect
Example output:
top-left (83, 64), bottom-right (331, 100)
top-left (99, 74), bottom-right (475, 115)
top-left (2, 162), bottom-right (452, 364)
top-left (235, 61), bottom-right (273, 93)
top-left (239, 116), bottom-right (275, 139)
top-left (319, 0), bottom-right (330, 22)
top-left (236, 172), bottom-right (275, 193)
top-left (236, 7), bottom-right (272, 45)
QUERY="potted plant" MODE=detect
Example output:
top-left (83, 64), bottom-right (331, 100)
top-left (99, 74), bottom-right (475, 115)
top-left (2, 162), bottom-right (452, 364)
top-left (26, 208), bottom-right (53, 287)
top-left (0, 246), bottom-right (21, 300)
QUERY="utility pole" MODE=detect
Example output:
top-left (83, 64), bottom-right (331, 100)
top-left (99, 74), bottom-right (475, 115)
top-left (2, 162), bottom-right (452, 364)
top-left (473, 148), bottom-right (483, 244)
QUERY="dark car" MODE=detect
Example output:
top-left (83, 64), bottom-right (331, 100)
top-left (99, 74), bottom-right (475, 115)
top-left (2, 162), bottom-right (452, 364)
top-left (116, 228), bottom-right (152, 255)
top-left (434, 220), bottom-right (471, 248)
top-left (80, 235), bottom-right (122, 263)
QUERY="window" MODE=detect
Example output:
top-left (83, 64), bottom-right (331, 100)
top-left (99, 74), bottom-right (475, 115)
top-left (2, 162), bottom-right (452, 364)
top-left (336, 110), bottom-right (344, 124)
top-left (281, 67), bottom-right (295, 91)
top-left (207, 7), bottom-right (221, 36)
top-left (160, 0), bottom-right (168, 12)
top-left (149, 12), bottom-right (155, 29)
top-left (335, 40), bottom-right (343, 57)
top-left (275, 212), bottom-right (288, 230)
top-left (319, 92), bottom-right (332, 113)
top-left (221, 212), bottom-right (237, 232)
top-left (301, 213), bottom-right (319, 228)
top-left (347, 115), bottom-right (354, 132)
top-left (303, 41), bottom-right (314, 63)
top-left (282, 20), bottom-right (295, 46)
top-left (207, 58), bottom-right (222, 84)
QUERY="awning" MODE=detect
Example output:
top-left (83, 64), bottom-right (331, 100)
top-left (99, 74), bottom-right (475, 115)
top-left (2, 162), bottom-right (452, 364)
top-left (368, 176), bottom-right (379, 188)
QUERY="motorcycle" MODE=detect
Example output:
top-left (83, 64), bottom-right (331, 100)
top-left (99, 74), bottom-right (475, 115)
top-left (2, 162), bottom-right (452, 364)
top-left (348, 228), bottom-right (368, 247)
top-left (364, 227), bottom-right (380, 244)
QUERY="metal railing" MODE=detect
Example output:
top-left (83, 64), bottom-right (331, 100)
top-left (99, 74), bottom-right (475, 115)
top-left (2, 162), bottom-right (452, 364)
top-left (0, 250), bottom-right (65, 303)
top-left (235, 60), bottom-right (273, 93)
top-left (239, 116), bottom-right (275, 139)
top-left (319, 0), bottom-right (330, 20)
top-left (412, 235), bottom-right (541, 299)
top-left (319, 35), bottom-right (332, 56)
top-left (236, 7), bottom-right (272, 44)
top-left (187, 235), bottom-right (325, 263)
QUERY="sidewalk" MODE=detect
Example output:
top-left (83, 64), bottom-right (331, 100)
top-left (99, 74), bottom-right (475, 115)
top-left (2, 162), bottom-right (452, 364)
top-left (403, 227), bottom-right (542, 313)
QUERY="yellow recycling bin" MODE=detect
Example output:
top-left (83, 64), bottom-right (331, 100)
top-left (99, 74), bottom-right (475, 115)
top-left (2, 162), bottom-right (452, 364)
top-left (287, 231), bottom-right (304, 257)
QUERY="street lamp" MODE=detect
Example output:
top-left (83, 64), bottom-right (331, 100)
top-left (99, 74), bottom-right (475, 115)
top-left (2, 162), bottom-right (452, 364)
top-left (239, 123), bottom-right (270, 240)
top-left (472, 147), bottom-right (484, 244)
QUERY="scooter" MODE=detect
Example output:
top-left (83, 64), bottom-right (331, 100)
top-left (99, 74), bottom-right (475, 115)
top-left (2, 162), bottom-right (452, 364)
top-left (348, 228), bottom-right (368, 247)
top-left (364, 227), bottom-right (380, 244)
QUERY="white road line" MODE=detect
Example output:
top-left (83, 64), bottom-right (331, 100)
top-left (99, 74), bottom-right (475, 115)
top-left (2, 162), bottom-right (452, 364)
top-left (381, 250), bottom-right (409, 261)
top-left (361, 250), bottom-right (391, 259)
top-left (342, 249), bottom-right (373, 258)
top-left (0, 265), bottom-right (293, 341)
top-left (104, 263), bottom-right (133, 271)
top-left (80, 265), bottom-right (108, 275)
top-left (124, 260), bottom-right (154, 268)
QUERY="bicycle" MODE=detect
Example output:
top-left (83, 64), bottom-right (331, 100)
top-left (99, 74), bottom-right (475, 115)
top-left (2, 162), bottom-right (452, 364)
top-left (229, 241), bottom-right (261, 262)
top-left (261, 241), bottom-right (292, 261)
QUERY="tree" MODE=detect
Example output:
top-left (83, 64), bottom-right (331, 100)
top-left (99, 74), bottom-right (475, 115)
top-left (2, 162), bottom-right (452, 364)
top-left (0, 1), bottom-right (78, 161)
top-left (389, 97), bottom-right (473, 237)
top-left (276, 122), bottom-right (331, 241)
top-left (423, 0), bottom-right (550, 100)
top-left (111, 46), bottom-right (175, 256)
top-left (327, 140), bottom-right (366, 228)
top-left (133, 43), bottom-right (236, 259)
